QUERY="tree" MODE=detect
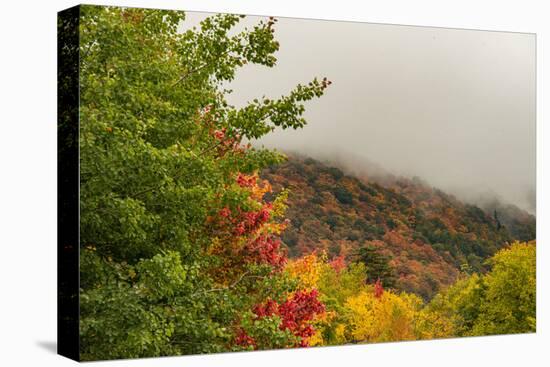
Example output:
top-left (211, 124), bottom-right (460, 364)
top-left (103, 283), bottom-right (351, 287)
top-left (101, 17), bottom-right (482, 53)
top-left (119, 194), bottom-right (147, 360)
top-left (426, 241), bottom-right (536, 337)
top-left (355, 245), bottom-right (397, 288)
top-left (333, 185), bottom-right (353, 205)
top-left (77, 5), bottom-right (330, 360)
top-left (494, 209), bottom-right (502, 230)
top-left (344, 289), bottom-right (421, 343)
top-left (472, 241), bottom-right (536, 335)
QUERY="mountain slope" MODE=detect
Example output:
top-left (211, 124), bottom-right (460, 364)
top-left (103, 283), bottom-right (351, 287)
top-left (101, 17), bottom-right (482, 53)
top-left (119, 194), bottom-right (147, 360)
top-left (261, 155), bottom-right (536, 299)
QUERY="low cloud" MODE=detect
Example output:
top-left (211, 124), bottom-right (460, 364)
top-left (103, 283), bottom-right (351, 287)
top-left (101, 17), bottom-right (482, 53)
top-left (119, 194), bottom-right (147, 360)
top-left (184, 12), bottom-right (536, 214)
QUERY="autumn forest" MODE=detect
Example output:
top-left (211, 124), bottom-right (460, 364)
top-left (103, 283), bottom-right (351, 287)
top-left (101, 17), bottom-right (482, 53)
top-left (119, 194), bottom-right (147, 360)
top-left (69, 6), bottom-right (536, 361)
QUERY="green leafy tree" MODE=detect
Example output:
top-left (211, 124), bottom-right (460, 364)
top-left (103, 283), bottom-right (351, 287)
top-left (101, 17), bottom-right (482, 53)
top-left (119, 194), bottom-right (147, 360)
top-left (426, 241), bottom-right (536, 337)
top-left (77, 5), bottom-right (329, 360)
top-left (472, 241), bottom-right (536, 335)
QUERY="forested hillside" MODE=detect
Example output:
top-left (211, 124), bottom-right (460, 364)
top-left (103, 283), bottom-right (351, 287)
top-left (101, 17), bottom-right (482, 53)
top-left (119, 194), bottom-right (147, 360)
top-left (74, 7), bottom-right (536, 360)
top-left (262, 155), bottom-right (536, 299)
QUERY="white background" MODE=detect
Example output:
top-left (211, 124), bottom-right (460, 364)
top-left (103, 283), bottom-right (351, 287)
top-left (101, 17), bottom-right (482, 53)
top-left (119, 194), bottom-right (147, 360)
top-left (0, 0), bottom-right (547, 366)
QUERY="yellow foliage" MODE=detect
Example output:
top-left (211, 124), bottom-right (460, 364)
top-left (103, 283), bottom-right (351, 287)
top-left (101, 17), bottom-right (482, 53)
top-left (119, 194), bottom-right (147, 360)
top-left (413, 308), bottom-right (454, 340)
top-left (285, 252), bottom-right (326, 290)
top-left (344, 289), bottom-right (419, 343)
top-left (257, 186), bottom-right (289, 236)
top-left (246, 173), bottom-right (272, 201)
top-left (257, 221), bottom-right (288, 236)
top-left (334, 323), bottom-right (348, 344)
top-left (308, 327), bottom-right (324, 347)
top-left (282, 241), bottom-right (536, 347)
top-left (271, 189), bottom-right (289, 218)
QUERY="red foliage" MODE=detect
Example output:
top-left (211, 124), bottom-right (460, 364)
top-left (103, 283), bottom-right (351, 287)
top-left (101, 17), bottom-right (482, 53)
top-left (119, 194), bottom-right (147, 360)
top-left (237, 173), bottom-right (257, 188)
top-left (213, 128), bottom-right (226, 140)
top-left (253, 299), bottom-right (279, 318)
top-left (234, 203), bottom-right (273, 235)
top-left (253, 289), bottom-right (325, 347)
top-left (214, 203), bottom-right (287, 271)
top-left (244, 234), bottom-right (287, 270)
top-left (219, 206), bottom-right (231, 218)
top-left (235, 328), bottom-right (256, 348)
top-left (217, 203), bottom-right (273, 236)
top-left (211, 127), bottom-right (243, 155)
top-left (329, 255), bottom-right (346, 273)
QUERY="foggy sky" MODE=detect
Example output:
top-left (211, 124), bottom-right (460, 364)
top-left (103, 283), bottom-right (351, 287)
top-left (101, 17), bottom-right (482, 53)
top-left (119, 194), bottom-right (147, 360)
top-left (182, 13), bottom-right (536, 213)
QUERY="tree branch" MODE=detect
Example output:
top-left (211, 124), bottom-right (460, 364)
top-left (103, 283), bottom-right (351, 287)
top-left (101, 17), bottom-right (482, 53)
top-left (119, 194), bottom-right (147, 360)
top-left (191, 271), bottom-right (249, 297)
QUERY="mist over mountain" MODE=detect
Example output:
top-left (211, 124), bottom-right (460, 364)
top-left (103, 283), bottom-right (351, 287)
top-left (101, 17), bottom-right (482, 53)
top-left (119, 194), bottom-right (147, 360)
top-left (183, 11), bottom-right (536, 213)
top-left (261, 154), bottom-right (535, 300)
top-left (274, 148), bottom-right (536, 217)
top-left (219, 14), bottom-right (536, 214)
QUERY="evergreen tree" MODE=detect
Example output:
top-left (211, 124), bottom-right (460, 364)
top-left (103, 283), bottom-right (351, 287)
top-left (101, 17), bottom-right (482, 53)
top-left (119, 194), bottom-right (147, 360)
top-left (355, 245), bottom-right (397, 288)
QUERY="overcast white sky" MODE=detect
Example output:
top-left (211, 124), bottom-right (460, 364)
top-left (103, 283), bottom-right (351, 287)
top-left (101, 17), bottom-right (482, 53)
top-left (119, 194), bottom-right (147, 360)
top-left (183, 12), bottom-right (536, 213)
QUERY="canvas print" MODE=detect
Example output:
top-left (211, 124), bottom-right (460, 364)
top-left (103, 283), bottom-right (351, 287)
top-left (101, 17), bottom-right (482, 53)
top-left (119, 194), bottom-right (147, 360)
top-left (58, 4), bottom-right (536, 361)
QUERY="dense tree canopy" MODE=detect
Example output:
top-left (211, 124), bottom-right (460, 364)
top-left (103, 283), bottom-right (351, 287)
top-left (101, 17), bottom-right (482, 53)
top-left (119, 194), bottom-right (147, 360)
top-left (79, 6), bottom-right (329, 360)
top-left (76, 6), bottom-right (536, 361)
top-left (262, 156), bottom-right (535, 299)
top-left (425, 241), bottom-right (536, 337)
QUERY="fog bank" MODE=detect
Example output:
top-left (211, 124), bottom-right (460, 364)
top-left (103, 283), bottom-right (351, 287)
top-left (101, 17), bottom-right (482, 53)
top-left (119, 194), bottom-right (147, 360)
top-left (183, 12), bottom-right (536, 214)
